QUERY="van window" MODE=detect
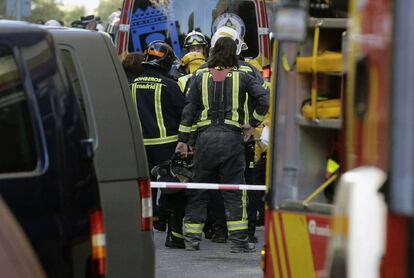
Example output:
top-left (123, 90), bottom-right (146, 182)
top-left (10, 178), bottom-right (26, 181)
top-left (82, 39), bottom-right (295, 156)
top-left (59, 49), bottom-right (89, 133)
top-left (0, 46), bottom-right (37, 173)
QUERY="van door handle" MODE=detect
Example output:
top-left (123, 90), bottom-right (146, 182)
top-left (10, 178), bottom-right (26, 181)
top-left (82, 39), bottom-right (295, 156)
top-left (80, 138), bottom-right (94, 159)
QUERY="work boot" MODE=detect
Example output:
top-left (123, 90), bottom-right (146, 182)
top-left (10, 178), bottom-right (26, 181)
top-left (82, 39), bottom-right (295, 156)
top-left (211, 233), bottom-right (227, 243)
top-left (230, 242), bottom-right (256, 253)
top-left (184, 223), bottom-right (202, 251)
top-left (248, 225), bottom-right (257, 243)
top-left (185, 242), bottom-right (200, 251)
top-left (165, 233), bottom-right (185, 249)
top-left (248, 235), bottom-right (258, 243)
top-left (203, 227), bottom-right (213, 239)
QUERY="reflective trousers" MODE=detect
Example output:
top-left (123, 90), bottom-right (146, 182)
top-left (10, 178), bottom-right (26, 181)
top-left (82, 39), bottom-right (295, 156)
top-left (183, 125), bottom-right (249, 247)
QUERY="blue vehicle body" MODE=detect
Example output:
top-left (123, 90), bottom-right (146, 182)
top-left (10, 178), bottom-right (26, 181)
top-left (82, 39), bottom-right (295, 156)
top-left (0, 21), bottom-right (100, 277)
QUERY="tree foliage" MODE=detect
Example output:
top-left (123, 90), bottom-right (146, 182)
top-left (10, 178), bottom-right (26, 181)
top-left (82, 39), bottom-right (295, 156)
top-left (31, 0), bottom-right (64, 22)
top-left (1, 0), bottom-right (93, 27)
top-left (96, 0), bottom-right (122, 25)
top-left (0, 1), bottom-right (5, 18)
top-left (1, 0), bottom-right (86, 26)
top-left (62, 6), bottom-right (87, 26)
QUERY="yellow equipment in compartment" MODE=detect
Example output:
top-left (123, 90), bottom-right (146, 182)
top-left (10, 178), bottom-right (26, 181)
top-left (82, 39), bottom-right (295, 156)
top-left (302, 98), bottom-right (341, 119)
top-left (296, 51), bottom-right (343, 73)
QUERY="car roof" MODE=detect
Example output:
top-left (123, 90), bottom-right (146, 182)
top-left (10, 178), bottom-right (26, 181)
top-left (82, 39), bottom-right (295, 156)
top-left (0, 20), bottom-right (49, 45)
top-left (41, 25), bottom-right (89, 32)
top-left (44, 26), bottom-right (113, 43)
top-left (42, 26), bottom-right (106, 36)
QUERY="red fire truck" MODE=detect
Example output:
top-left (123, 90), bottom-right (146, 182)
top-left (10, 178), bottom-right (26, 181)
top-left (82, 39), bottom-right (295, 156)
top-left (264, 0), bottom-right (414, 277)
top-left (327, 0), bottom-right (413, 277)
top-left (263, 1), bottom-right (348, 277)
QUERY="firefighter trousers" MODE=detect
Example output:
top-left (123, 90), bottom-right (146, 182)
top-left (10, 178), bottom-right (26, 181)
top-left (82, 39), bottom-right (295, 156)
top-left (163, 190), bottom-right (186, 248)
top-left (183, 125), bottom-right (249, 248)
top-left (146, 143), bottom-right (176, 227)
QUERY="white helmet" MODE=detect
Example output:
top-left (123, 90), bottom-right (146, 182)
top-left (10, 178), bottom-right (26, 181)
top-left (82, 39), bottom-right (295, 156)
top-left (45, 19), bottom-right (62, 27)
top-left (210, 26), bottom-right (248, 55)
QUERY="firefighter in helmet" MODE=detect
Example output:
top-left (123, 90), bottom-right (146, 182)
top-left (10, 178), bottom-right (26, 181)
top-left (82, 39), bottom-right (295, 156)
top-left (130, 40), bottom-right (186, 248)
top-left (183, 30), bottom-right (208, 56)
top-left (177, 30), bottom-right (208, 92)
top-left (180, 30), bottom-right (227, 242)
top-left (176, 37), bottom-right (269, 252)
top-left (192, 26), bottom-right (269, 243)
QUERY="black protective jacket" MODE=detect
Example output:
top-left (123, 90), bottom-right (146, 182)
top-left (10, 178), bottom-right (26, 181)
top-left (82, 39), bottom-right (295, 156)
top-left (178, 67), bottom-right (269, 143)
top-left (131, 67), bottom-right (186, 147)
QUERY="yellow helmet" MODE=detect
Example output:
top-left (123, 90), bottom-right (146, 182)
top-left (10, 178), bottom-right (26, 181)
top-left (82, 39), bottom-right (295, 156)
top-left (181, 51), bottom-right (205, 73)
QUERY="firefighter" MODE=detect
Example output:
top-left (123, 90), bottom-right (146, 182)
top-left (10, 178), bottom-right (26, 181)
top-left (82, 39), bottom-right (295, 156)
top-left (183, 30), bottom-right (208, 56)
top-left (188, 26), bottom-right (270, 243)
top-left (171, 30), bottom-right (208, 81)
top-left (130, 40), bottom-right (186, 248)
top-left (175, 37), bottom-right (269, 252)
top-left (177, 30), bottom-right (208, 92)
top-left (178, 30), bottom-right (228, 242)
top-left (209, 26), bottom-right (270, 243)
top-left (151, 154), bottom-right (193, 248)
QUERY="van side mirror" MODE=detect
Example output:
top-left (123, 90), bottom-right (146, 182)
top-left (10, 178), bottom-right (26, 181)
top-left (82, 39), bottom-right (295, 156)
top-left (80, 138), bottom-right (94, 159)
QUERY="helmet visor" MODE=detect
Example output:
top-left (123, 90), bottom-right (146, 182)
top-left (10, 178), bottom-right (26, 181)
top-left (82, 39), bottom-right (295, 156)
top-left (185, 34), bottom-right (206, 47)
top-left (147, 49), bottom-right (166, 58)
top-left (145, 41), bottom-right (178, 61)
top-left (145, 41), bottom-right (168, 58)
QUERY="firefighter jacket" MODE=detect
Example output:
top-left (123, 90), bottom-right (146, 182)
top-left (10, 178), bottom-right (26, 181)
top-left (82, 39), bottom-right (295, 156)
top-left (198, 61), bottom-right (267, 88)
top-left (131, 68), bottom-right (186, 147)
top-left (197, 61), bottom-right (269, 124)
top-left (177, 73), bottom-right (192, 93)
top-left (178, 67), bottom-right (269, 143)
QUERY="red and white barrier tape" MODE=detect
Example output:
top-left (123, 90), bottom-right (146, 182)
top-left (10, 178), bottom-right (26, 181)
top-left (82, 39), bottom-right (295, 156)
top-left (151, 182), bottom-right (266, 191)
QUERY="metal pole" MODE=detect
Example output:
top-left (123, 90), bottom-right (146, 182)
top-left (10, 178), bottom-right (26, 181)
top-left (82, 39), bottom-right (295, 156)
top-left (16, 0), bottom-right (21, 20)
top-left (390, 0), bottom-right (414, 216)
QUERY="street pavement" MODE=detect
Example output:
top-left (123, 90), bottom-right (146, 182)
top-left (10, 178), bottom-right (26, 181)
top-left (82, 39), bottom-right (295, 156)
top-left (154, 227), bottom-right (264, 278)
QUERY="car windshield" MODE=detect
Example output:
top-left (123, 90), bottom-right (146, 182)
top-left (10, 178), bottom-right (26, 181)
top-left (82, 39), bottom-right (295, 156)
top-left (129, 0), bottom-right (259, 59)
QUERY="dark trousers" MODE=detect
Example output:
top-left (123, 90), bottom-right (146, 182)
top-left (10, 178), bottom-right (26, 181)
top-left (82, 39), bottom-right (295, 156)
top-left (204, 139), bottom-right (257, 239)
top-left (165, 190), bottom-right (186, 239)
top-left (244, 140), bottom-right (260, 238)
top-left (206, 190), bottom-right (227, 237)
top-left (146, 143), bottom-right (176, 222)
top-left (183, 126), bottom-right (248, 247)
top-left (248, 153), bottom-right (266, 236)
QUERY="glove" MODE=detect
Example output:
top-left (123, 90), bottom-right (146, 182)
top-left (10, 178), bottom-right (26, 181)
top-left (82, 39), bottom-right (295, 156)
top-left (241, 124), bottom-right (254, 142)
top-left (175, 142), bottom-right (193, 158)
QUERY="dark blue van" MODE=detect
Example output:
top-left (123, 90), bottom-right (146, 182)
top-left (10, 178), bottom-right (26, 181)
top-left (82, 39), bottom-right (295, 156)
top-left (0, 21), bottom-right (102, 277)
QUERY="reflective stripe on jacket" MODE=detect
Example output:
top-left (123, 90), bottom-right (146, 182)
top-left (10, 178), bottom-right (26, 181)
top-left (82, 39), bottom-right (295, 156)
top-left (178, 67), bottom-right (269, 143)
top-left (131, 68), bottom-right (186, 146)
